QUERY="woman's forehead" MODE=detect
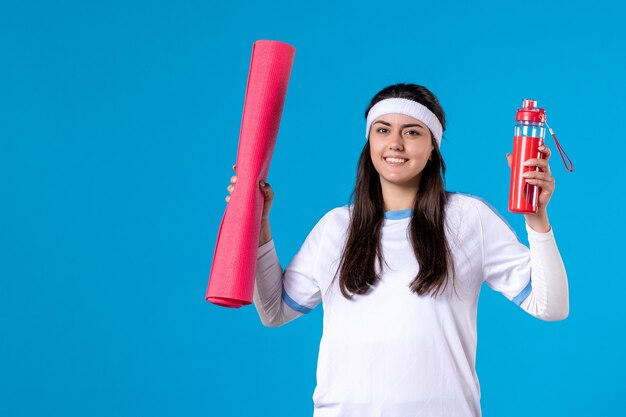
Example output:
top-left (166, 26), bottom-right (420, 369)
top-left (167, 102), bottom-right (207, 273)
top-left (373, 113), bottom-right (426, 126)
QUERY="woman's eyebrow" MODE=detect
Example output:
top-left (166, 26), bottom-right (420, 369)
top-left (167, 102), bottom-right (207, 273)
top-left (373, 120), bottom-right (425, 129)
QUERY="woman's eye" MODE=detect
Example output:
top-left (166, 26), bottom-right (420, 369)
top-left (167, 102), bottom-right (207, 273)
top-left (406, 130), bottom-right (420, 136)
top-left (377, 128), bottom-right (388, 133)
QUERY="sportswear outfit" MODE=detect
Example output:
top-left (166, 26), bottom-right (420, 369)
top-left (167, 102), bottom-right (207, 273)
top-left (253, 192), bottom-right (569, 417)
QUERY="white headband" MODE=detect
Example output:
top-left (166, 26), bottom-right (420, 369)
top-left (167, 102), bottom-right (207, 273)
top-left (365, 98), bottom-right (443, 147)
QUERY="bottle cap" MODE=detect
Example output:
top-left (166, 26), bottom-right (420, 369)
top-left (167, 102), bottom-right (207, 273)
top-left (516, 99), bottom-right (546, 123)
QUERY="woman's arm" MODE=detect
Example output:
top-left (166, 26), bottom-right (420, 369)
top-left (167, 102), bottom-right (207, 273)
top-left (251, 185), bottom-right (303, 327)
top-left (226, 169), bottom-right (298, 325)
top-left (253, 231), bottom-right (304, 327)
top-left (518, 222), bottom-right (569, 321)
top-left (226, 170), bottom-right (323, 327)
top-left (258, 213), bottom-right (272, 246)
top-left (506, 146), bottom-right (569, 320)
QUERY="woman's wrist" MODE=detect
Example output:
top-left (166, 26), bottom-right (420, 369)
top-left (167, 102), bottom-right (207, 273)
top-left (524, 209), bottom-right (551, 233)
top-left (259, 217), bottom-right (272, 246)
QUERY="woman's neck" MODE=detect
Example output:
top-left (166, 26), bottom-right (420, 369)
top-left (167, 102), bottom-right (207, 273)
top-left (381, 182), bottom-right (418, 211)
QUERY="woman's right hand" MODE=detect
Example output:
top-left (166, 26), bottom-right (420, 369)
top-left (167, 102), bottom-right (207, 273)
top-left (226, 164), bottom-right (274, 219)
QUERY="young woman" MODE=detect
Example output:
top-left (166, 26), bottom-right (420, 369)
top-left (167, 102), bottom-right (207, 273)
top-left (225, 83), bottom-right (569, 417)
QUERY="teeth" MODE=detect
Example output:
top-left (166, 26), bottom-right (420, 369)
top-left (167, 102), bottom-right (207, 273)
top-left (385, 157), bottom-right (407, 163)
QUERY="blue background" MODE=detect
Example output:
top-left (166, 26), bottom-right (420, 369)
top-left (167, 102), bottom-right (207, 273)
top-left (1, 0), bottom-right (624, 416)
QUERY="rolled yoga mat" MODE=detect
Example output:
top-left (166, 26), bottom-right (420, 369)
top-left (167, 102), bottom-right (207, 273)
top-left (206, 40), bottom-right (296, 308)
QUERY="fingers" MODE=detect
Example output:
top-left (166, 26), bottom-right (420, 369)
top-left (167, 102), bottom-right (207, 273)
top-left (259, 181), bottom-right (273, 199)
top-left (524, 177), bottom-right (553, 187)
top-left (524, 177), bottom-right (556, 195)
top-left (516, 146), bottom-right (556, 208)
top-left (523, 145), bottom-right (553, 174)
top-left (226, 163), bottom-right (237, 202)
top-left (524, 145), bottom-right (552, 170)
top-left (522, 169), bottom-right (554, 181)
top-left (522, 170), bottom-right (556, 191)
top-left (225, 175), bottom-right (237, 202)
top-left (225, 179), bottom-right (272, 203)
top-left (511, 145), bottom-right (552, 172)
top-left (523, 158), bottom-right (551, 173)
top-left (539, 145), bottom-right (551, 159)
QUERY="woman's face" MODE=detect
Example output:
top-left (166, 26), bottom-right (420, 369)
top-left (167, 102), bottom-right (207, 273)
top-left (368, 113), bottom-right (435, 191)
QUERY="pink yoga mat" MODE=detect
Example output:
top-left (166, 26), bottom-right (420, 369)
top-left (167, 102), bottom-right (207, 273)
top-left (206, 40), bottom-right (295, 308)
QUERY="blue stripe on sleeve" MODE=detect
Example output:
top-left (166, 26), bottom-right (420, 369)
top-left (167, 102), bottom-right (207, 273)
top-left (512, 280), bottom-right (533, 305)
top-left (281, 286), bottom-right (312, 314)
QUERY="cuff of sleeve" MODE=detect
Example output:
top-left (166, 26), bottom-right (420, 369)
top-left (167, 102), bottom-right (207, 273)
top-left (525, 222), bottom-right (555, 241)
top-left (257, 239), bottom-right (275, 257)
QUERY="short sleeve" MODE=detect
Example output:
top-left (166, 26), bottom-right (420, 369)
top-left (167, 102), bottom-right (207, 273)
top-left (475, 198), bottom-right (532, 305)
top-left (280, 212), bottom-right (330, 313)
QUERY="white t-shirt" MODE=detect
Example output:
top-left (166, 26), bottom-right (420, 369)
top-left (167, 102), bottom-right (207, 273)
top-left (253, 192), bottom-right (569, 417)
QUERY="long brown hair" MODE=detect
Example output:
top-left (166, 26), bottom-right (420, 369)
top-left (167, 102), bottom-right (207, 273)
top-left (336, 83), bottom-right (455, 298)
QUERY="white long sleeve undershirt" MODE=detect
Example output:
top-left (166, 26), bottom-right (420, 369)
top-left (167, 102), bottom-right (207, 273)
top-left (518, 222), bottom-right (569, 321)
top-left (252, 239), bottom-right (303, 327)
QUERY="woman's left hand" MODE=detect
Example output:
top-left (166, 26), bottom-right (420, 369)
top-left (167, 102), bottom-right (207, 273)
top-left (506, 145), bottom-right (555, 232)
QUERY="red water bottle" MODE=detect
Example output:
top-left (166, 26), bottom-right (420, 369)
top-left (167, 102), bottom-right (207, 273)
top-left (508, 99), bottom-right (546, 214)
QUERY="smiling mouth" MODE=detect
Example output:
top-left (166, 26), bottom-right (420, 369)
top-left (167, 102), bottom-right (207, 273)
top-left (384, 157), bottom-right (408, 165)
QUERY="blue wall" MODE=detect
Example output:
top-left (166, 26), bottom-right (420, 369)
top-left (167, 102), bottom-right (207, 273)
top-left (1, 0), bottom-right (624, 415)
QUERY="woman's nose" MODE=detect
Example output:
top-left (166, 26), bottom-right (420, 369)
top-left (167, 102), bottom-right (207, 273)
top-left (388, 135), bottom-right (404, 150)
